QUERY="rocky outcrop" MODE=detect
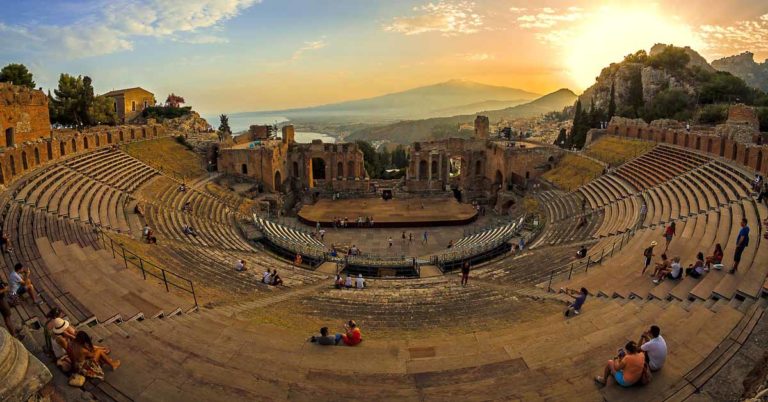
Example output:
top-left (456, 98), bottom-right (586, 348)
top-left (712, 51), bottom-right (768, 92)
top-left (649, 43), bottom-right (714, 73)
top-left (163, 111), bottom-right (211, 133)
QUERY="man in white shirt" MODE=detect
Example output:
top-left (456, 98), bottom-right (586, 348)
top-left (355, 274), bottom-right (365, 289)
top-left (234, 260), bottom-right (246, 272)
top-left (262, 270), bottom-right (271, 284)
top-left (639, 325), bottom-right (667, 371)
top-left (10, 263), bottom-right (41, 304)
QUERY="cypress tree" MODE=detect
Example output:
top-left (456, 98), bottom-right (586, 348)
top-left (608, 81), bottom-right (616, 120)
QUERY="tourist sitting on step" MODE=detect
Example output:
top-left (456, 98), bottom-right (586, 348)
top-left (653, 255), bottom-right (681, 284)
top-left (69, 331), bottom-right (120, 380)
top-left (577, 215), bottom-right (587, 229)
top-left (355, 274), bottom-right (365, 289)
top-left (638, 325), bottom-right (667, 372)
top-left (9, 262), bottom-right (42, 305)
top-left (649, 254), bottom-right (670, 279)
top-left (310, 327), bottom-right (336, 346)
top-left (234, 259), bottom-right (246, 272)
top-left (179, 183), bottom-right (187, 192)
top-left (344, 274), bottom-right (353, 288)
top-left (271, 270), bottom-right (283, 286)
top-left (145, 229), bottom-right (157, 244)
top-left (0, 279), bottom-right (21, 339)
top-left (182, 201), bottom-right (192, 213)
top-left (142, 225), bottom-right (150, 240)
top-left (0, 229), bottom-right (12, 254)
top-left (182, 224), bottom-right (197, 236)
top-left (561, 287), bottom-right (588, 317)
top-left (262, 270), bottom-right (272, 284)
top-left (757, 181), bottom-right (768, 204)
top-left (576, 245), bottom-right (587, 259)
top-left (705, 244), bottom-right (723, 270)
top-left (334, 274), bottom-right (344, 289)
top-left (335, 320), bottom-right (362, 346)
top-left (295, 253), bottom-right (303, 266)
top-left (685, 253), bottom-right (706, 279)
top-left (50, 316), bottom-right (76, 372)
top-left (594, 341), bottom-right (646, 387)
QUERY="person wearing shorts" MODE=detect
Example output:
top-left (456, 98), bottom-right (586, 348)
top-left (595, 341), bottom-right (645, 387)
top-left (642, 241), bottom-right (657, 274)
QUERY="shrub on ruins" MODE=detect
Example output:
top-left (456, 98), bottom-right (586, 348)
top-left (0, 63), bottom-right (36, 88)
top-left (142, 106), bottom-right (192, 121)
top-left (696, 104), bottom-right (728, 125)
top-left (643, 89), bottom-right (692, 121)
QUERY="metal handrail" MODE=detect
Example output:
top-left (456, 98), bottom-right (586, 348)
top-left (97, 230), bottom-right (198, 308)
top-left (545, 228), bottom-right (636, 292)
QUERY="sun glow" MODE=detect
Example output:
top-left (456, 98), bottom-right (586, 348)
top-left (562, 6), bottom-right (705, 90)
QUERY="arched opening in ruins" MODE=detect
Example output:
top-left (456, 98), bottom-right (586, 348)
top-left (755, 149), bottom-right (762, 172)
top-left (0, 165), bottom-right (4, 184)
top-left (311, 158), bottom-right (326, 180)
top-left (46, 142), bottom-right (52, 160)
top-left (71, 138), bottom-right (77, 152)
top-left (84, 137), bottom-right (89, 149)
top-left (418, 160), bottom-right (427, 179)
top-left (337, 161), bottom-right (344, 178)
top-left (5, 127), bottom-right (14, 147)
top-left (274, 171), bottom-right (282, 190)
top-left (130, 129), bottom-right (135, 140)
top-left (119, 131), bottom-right (124, 142)
top-left (95, 135), bottom-right (100, 147)
top-left (493, 170), bottom-right (503, 193)
top-left (292, 161), bottom-right (300, 178)
top-left (107, 132), bottom-right (113, 143)
top-left (59, 142), bottom-right (65, 156)
top-left (34, 148), bottom-right (40, 165)
top-left (731, 146), bottom-right (738, 161)
top-left (430, 160), bottom-right (438, 180)
top-left (241, 164), bottom-right (248, 175)
top-left (21, 151), bottom-right (28, 171)
top-left (347, 161), bottom-right (355, 178)
top-left (475, 160), bottom-right (482, 176)
top-left (449, 156), bottom-right (463, 178)
top-left (142, 128), bottom-right (147, 138)
top-left (9, 155), bottom-right (16, 176)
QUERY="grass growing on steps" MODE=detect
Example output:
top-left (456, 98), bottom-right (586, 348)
top-left (542, 154), bottom-right (604, 191)
top-left (123, 136), bottom-right (206, 181)
top-left (585, 136), bottom-right (656, 167)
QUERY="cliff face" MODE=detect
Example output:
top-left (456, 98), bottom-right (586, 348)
top-left (712, 51), bottom-right (768, 92)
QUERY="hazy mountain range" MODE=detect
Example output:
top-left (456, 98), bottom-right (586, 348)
top-left (347, 88), bottom-right (577, 144)
top-left (231, 79), bottom-right (540, 123)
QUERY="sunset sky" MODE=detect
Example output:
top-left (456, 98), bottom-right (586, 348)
top-left (1, 0), bottom-right (767, 115)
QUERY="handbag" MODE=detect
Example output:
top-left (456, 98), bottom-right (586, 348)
top-left (68, 374), bottom-right (85, 387)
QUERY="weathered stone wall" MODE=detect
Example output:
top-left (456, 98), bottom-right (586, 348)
top-left (607, 113), bottom-right (768, 175)
top-left (0, 83), bottom-right (50, 147)
top-left (0, 124), bottom-right (164, 185)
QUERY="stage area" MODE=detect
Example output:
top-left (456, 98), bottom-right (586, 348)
top-left (298, 197), bottom-right (478, 227)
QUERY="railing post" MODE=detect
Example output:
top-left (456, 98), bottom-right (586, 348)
top-left (547, 270), bottom-right (554, 292)
top-left (190, 280), bottom-right (198, 308)
top-left (121, 246), bottom-right (128, 269)
top-left (599, 249), bottom-right (604, 264)
top-left (586, 257), bottom-right (591, 272)
top-left (161, 269), bottom-right (169, 292)
top-left (611, 242), bottom-right (615, 257)
top-left (139, 259), bottom-right (146, 280)
top-left (568, 263), bottom-right (574, 279)
top-left (110, 238), bottom-right (115, 258)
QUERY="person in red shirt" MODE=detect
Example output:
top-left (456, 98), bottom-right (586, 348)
top-left (335, 320), bottom-right (362, 346)
top-left (663, 222), bottom-right (676, 252)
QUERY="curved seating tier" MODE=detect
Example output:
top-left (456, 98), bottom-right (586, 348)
top-left (432, 220), bottom-right (518, 268)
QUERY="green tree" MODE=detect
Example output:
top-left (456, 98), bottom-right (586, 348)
top-left (554, 127), bottom-right (567, 147)
top-left (699, 72), bottom-right (755, 104)
top-left (218, 114), bottom-right (231, 135)
top-left (644, 89), bottom-right (691, 121)
top-left (0, 63), bottom-right (36, 88)
top-left (50, 73), bottom-right (87, 127)
top-left (627, 66), bottom-right (644, 117)
top-left (607, 81), bottom-right (616, 120)
top-left (355, 140), bottom-right (383, 178)
top-left (87, 95), bottom-right (117, 125)
top-left (391, 145), bottom-right (408, 169)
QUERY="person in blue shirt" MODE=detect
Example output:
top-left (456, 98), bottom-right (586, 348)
top-left (563, 287), bottom-right (589, 316)
top-left (730, 218), bottom-right (749, 274)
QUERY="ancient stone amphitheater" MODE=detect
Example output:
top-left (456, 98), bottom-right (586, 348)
top-left (2, 129), bottom-right (768, 401)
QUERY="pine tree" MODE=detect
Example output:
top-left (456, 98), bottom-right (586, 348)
top-left (218, 114), bottom-right (231, 141)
